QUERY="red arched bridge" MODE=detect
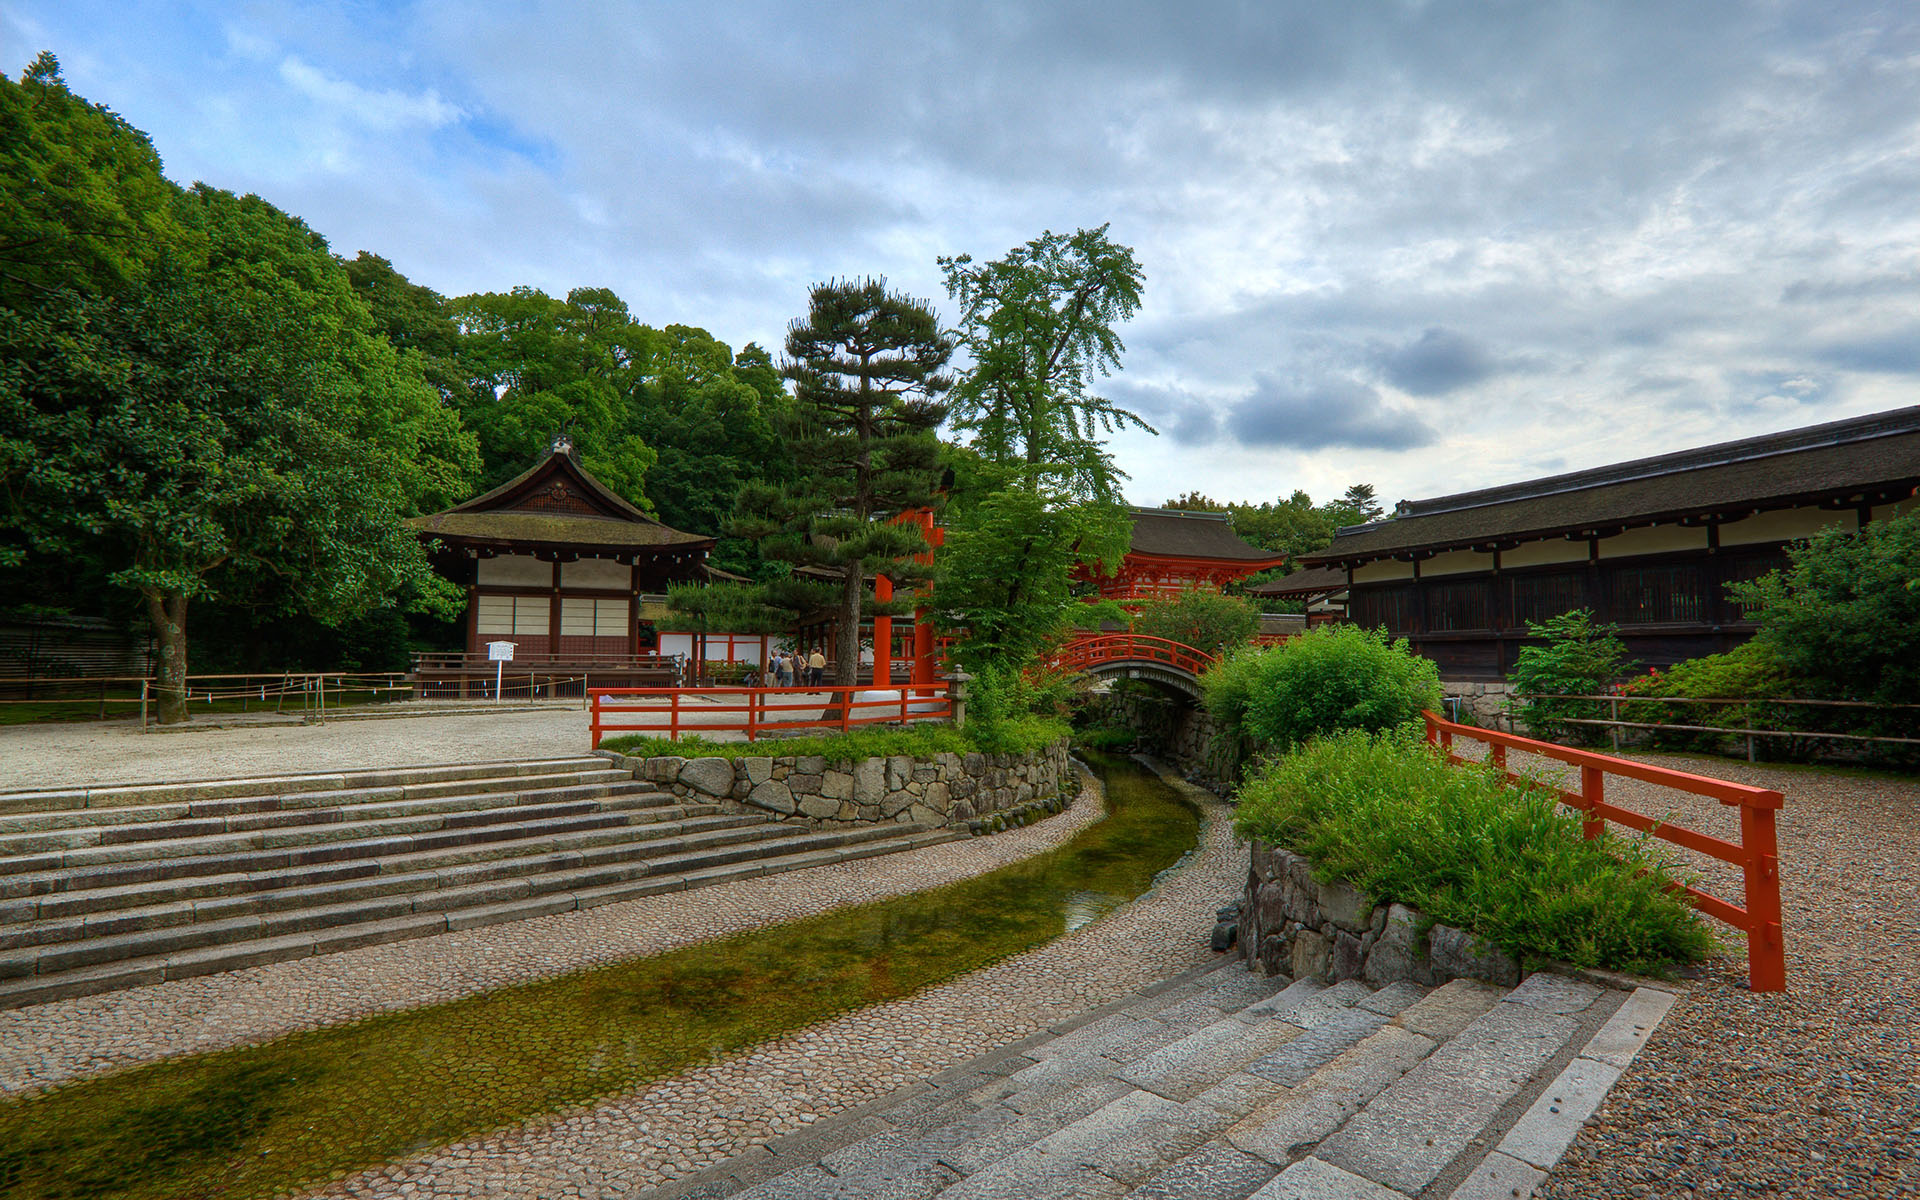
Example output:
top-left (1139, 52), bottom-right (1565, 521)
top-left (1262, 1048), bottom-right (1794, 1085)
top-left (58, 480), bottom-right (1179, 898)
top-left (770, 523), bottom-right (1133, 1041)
top-left (1042, 633), bottom-right (1218, 698)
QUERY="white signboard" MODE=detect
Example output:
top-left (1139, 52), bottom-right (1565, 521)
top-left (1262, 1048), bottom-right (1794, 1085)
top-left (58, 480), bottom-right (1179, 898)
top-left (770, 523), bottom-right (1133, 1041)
top-left (486, 640), bottom-right (516, 662)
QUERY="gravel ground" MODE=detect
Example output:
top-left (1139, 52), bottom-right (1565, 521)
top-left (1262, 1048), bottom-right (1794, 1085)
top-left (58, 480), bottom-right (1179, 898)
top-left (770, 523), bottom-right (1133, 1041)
top-left (0, 765), bottom-right (1112, 1097)
top-left (0, 706), bottom-right (593, 790)
top-left (300, 767), bottom-right (1237, 1199)
top-left (1452, 746), bottom-right (1920, 1199)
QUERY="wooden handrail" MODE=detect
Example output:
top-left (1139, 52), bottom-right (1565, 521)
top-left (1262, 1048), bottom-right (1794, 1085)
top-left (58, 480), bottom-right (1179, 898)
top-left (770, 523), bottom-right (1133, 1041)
top-left (591, 683), bottom-right (953, 747)
top-left (1422, 710), bottom-right (1786, 992)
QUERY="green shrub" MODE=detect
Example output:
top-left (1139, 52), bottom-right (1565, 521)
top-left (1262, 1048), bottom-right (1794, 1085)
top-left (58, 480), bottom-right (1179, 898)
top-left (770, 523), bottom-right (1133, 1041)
top-left (1731, 508), bottom-right (1920, 704)
top-left (1203, 624), bottom-right (1440, 750)
top-left (1233, 731), bottom-right (1716, 973)
top-left (1510, 609), bottom-right (1633, 744)
top-left (1132, 590), bottom-right (1260, 657)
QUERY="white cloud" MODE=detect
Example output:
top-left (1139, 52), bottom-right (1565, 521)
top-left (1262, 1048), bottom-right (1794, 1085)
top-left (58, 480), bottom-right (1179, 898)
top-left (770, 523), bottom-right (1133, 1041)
top-left (277, 55), bottom-right (463, 131)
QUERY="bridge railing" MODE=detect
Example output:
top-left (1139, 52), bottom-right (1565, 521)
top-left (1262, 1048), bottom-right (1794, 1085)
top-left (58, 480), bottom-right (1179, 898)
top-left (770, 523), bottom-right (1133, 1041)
top-left (1049, 634), bottom-right (1217, 678)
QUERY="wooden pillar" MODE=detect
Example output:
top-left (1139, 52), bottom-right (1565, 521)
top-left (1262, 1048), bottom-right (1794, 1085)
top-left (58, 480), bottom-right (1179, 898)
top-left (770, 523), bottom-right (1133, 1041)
top-left (872, 575), bottom-right (893, 688)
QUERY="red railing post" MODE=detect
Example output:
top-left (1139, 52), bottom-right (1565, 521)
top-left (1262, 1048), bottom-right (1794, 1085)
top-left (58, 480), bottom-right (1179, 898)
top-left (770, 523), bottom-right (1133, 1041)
top-left (746, 686), bottom-right (759, 742)
top-left (840, 686), bottom-right (852, 732)
top-left (1741, 802), bottom-right (1787, 992)
top-left (591, 692), bottom-right (603, 748)
top-left (1581, 765), bottom-right (1604, 840)
top-left (670, 691), bottom-right (681, 741)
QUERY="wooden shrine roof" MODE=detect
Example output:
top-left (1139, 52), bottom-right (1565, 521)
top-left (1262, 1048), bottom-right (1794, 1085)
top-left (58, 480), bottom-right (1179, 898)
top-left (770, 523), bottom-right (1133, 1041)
top-left (1306, 406), bottom-right (1920, 565)
top-left (1247, 564), bottom-right (1349, 597)
top-left (408, 451), bottom-right (715, 554)
top-left (1125, 508), bottom-right (1288, 564)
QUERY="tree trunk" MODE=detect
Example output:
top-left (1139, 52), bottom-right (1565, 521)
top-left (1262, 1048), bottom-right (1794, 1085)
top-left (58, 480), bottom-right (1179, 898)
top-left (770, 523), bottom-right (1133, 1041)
top-left (145, 590), bottom-right (190, 725)
top-left (835, 565), bottom-right (861, 686)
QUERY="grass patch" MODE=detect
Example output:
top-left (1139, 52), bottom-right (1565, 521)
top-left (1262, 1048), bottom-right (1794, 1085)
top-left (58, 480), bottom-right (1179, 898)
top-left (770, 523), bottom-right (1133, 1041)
top-left (0, 753), bottom-right (1194, 1200)
top-left (1233, 730), bottom-right (1717, 974)
top-left (601, 716), bottom-right (1069, 762)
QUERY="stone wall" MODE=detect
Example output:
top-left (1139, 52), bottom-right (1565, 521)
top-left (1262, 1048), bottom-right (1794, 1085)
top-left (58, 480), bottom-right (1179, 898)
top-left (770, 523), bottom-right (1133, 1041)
top-left (598, 738), bottom-right (1072, 831)
top-left (1443, 680), bottom-right (1518, 731)
top-left (1084, 689), bottom-right (1247, 795)
top-left (1241, 838), bottom-right (1520, 988)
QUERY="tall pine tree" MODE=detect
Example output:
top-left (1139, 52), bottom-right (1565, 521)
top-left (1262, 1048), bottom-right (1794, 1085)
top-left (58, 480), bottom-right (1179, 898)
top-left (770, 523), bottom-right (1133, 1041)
top-left (724, 279), bottom-right (953, 684)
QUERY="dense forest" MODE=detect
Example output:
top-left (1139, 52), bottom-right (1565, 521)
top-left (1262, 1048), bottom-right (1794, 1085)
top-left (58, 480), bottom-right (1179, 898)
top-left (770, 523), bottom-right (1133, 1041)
top-left (0, 54), bottom-right (1362, 700)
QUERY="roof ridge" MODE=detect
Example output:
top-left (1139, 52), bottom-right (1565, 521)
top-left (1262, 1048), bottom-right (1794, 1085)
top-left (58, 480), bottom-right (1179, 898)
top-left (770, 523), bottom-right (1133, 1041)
top-left (1398, 405), bottom-right (1920, 520)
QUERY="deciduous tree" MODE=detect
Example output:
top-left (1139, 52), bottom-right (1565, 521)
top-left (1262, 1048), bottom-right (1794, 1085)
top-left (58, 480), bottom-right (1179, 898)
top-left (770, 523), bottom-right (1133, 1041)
top-left (939, 225), bottom-right (1151, 500)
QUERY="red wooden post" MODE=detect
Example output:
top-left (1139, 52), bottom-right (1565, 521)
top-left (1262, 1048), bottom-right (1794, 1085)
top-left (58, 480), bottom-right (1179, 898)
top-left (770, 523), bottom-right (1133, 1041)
top-left (1490, 744), bottom-right (1507, 773)
top-left (670, 690), bottom-right (681, 741)
top-left (746, 686), bottom-right (759, 742)
top-left (591, 692), bottom-right (603, 748)
top-left (840, 687), bottom-right (852, 732)
top-left (873, 575), bottom-right (894, 688)
top-left (1741, 802), bottom-right (1787, 992)
top-left (1425, 712), bottom-right (1438, 746)
top-left (1581, 765), bottom-right (1604, 840)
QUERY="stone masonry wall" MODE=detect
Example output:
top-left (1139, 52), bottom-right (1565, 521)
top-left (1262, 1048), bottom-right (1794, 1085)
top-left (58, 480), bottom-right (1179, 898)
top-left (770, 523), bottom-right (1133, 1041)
top-left (1443, 680), bottom-right (1518, 731)
top-left (1242, 838), bottom-right (1521, 989)
top-left (598, 737), bottom-right (1071, 831)
top-left (1085, 690), bottom-right (1247, 795)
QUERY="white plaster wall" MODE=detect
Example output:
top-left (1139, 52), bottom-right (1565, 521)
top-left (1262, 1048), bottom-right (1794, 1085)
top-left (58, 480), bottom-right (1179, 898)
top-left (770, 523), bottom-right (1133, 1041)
top-left (1598, 524), bottom-right (1708, 558)
top-left (561, 558), bottom-right (632, 590)
top-left (1718, 507), bottom-right (1855, 546)
top-left (1352, 560), bottom-right (1414, 583)
top-left (477, 554), bottom-right (552, 586)
top-left (1420, 549), bottom-right (1495, 577)
top-left (1500, 539), bottom-right (1589, 569)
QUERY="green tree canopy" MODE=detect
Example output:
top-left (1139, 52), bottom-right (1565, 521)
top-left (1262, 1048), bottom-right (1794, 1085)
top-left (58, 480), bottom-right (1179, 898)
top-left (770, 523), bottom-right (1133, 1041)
top-left (940, 225), bottom-right (1151, 500)
top-left (721, 279), bottom-right (954, 684)
top-left (0, 54), bottom-right (179, 306)
top-left (0, 84), bottom-right (479, 723)
top-left (1731, 509), bottom-right (1920, 704)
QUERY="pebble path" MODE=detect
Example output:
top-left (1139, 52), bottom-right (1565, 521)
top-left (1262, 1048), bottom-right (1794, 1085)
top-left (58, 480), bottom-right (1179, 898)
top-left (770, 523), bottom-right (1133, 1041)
top-left (298, 766), bottom-right (1238, 1200)
top-left (1454, 747), bottom-right (1919, 1200)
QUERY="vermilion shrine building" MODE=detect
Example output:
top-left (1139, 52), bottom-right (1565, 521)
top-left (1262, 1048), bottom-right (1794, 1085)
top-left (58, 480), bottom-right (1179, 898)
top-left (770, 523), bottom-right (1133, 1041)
top-left (1077, 508), bottom-right (1287, 603)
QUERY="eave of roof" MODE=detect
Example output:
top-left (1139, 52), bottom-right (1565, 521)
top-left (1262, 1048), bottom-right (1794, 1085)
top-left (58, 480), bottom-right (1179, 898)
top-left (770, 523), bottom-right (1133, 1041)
top-left (1248, 565), bottom-right (1349, 596)
top-left (408, 511), bottom-right (714, 552)
top-left (1305, 409), bottom-right (1920, 565)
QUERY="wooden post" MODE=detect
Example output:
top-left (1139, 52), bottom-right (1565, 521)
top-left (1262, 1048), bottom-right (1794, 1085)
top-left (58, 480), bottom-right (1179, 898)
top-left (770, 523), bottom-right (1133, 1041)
top-left (317, 674), bottom-right (325, 718)
top-left (139, 679), bottom-right (149, 728)
top-left (872, 575), bottom-right (893, 687)
top-left (1741, 802), bottom-right (1787, 992)
top-left (746, 686), bottom-right (760, 742)
top-left (591, 691), bottom-right (603, 748)
top-left (1581, 766), bottom-right (1605, 840)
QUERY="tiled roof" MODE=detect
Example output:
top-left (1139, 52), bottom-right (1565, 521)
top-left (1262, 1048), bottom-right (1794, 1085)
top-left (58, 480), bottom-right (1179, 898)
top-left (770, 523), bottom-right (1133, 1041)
top-left (1127, 508), bottom-right (1288, 563)
top-left (1306, 407), bottom-right (1920, 563)
top-left (407, 510), bottom-right (712, 550)
top-left (1247, 565), bottom-right (1348, 596)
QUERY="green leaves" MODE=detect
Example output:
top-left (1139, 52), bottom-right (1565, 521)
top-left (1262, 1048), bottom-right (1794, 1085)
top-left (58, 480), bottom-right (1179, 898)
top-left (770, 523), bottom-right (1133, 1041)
top-left (1731, 509), bottom-right (1920, 704)
top-left (940, 225), bottom-right (1150, 501)
top-left (1510, 609), bottom-right (1633, 744)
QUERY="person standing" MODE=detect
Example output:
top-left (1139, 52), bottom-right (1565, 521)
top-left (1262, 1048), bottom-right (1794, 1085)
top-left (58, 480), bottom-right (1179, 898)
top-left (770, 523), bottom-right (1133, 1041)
top-left (807, 647), bottom-right (826, 686)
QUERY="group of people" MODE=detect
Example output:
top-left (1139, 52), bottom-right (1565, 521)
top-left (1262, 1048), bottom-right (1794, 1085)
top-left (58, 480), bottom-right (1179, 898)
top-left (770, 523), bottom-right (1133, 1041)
top-left (760, 648), bottom-right (827, 688)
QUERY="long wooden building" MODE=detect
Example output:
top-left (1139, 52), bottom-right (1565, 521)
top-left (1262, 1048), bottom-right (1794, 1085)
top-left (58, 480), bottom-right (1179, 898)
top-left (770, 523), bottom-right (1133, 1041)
top-left (1303, 406), bottom-right (1920, 680)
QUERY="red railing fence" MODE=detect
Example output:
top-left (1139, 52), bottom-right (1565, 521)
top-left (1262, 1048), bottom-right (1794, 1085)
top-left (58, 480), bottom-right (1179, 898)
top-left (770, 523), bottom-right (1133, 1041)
top-left (591, 683), bottom-right (952, 747)
top-left (1423, 710), bottom-right (1786, 993)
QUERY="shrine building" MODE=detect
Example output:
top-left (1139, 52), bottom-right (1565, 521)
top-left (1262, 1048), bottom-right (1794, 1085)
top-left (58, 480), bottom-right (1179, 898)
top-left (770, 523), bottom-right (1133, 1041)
top-left (406, 445), bottom-right (715, 689)
top-left (1304, 406), bottom-right (1920, 680)
top-left (1078, 508), bottom-right (1288, 604)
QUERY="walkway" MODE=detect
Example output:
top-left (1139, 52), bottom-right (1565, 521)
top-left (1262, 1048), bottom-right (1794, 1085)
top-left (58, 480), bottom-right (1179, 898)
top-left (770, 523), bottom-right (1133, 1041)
top-left (0, 705), bottom-right (592, 790)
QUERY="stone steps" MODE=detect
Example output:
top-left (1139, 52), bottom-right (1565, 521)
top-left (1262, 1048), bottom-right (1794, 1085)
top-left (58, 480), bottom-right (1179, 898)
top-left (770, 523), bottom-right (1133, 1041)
top-left (673, 959), bottom-right (1679, 1200)
top-left (0, 758), bottom-right (962, 1010)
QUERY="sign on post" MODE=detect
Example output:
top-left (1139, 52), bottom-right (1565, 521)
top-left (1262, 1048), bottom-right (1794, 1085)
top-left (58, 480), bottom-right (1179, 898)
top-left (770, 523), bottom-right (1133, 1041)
top-left (487, 640), bottom-right (514, 701)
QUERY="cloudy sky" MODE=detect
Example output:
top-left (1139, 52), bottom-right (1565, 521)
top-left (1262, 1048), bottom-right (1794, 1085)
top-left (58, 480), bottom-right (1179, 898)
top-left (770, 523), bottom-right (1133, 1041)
top-left (8, 2), bottom-right (1919, 511)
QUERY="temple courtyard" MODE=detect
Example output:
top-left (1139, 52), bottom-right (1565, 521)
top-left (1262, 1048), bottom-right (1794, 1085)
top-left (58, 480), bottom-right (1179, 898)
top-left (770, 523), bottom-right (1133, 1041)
top-left (0, 714), bottom-right (1914, 1198)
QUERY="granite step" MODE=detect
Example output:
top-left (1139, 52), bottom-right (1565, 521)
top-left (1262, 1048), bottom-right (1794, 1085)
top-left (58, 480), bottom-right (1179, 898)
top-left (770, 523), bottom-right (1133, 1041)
top-left (0, 773), bottom-right (652, 869)
top-left (0, 810), bottom-right (774, 951)
top-left (679, 958), bottom-right (1675, 1200)
top-left (0, 757), bottom-right (614, 816)
top-left (0, 821), bottom-right (959, 1010)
